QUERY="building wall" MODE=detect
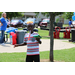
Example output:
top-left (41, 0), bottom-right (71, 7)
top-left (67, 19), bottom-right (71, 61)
top-left (64, 19), bottom-right (69, 24)
top-left (36, 12), bottom-right (49, 21)
top-left (22, 12), bottom-right (48, 21)
top-left (55, 15), bottom-right (69, 24)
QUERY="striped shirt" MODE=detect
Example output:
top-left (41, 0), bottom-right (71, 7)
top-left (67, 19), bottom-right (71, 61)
top-left (24, 32), bottom-right (40, 56)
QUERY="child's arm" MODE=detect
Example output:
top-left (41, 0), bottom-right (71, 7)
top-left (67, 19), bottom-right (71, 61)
top-left (35, 38), bottom-right (42, 44)
top-left (14, 42), bottom-right (27, 48)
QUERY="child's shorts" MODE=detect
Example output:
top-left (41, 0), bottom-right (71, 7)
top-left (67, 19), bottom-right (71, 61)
top-left (26, 55), bottom-right (40, 62)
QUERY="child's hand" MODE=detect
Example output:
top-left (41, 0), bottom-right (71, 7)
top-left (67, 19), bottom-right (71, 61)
top-left (35, 38), bottom-right (41, 44)
top-left (35, 38), bottom-right (40, 42)
top-left (14, 44), bottom-right (18, 48)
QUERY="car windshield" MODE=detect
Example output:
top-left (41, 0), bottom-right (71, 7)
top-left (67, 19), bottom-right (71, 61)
top-left (11, 20), bottom-right (19, 23)
top-left (42, 19), bottom-right (49, 22)
top-left (25, 18), bottom-right (35, 23)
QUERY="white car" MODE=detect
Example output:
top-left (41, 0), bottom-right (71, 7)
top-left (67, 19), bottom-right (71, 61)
top-left (23, 18), bottom-right (38, 28)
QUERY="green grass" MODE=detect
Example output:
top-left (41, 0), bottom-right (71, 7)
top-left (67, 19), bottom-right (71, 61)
top-left (0, 52), bottom-right (26, 62)
top-left (40, 47), bottom-right (75, 62)
top-left (63, 24), bottom-right (69, 27)
top-left (1, 47), bottom-right (75, 62)
top-left (54, 47), bottom-right (75, 62)
top-left (37, 28), bottom-right (49, 39)
top-left (59, 32), bottom-right (71, 39)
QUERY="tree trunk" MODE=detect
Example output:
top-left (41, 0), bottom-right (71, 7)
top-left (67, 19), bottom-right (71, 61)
top-left (49, 12), bottom-right (55, 62)
top-left (49, 14), bottom-right (55, 36)
top-left (10, 18), bottom-right (11, 22)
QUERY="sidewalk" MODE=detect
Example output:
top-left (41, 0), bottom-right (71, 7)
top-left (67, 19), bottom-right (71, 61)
top-left (0, 39), bottom-right (75, 53)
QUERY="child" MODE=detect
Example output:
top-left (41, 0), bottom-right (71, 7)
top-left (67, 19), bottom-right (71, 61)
top-left (14, 22), bottom-right (42, 62)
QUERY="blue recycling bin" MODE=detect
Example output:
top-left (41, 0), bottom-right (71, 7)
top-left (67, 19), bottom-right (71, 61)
top-left (5, 27), bottom-right (18, 33)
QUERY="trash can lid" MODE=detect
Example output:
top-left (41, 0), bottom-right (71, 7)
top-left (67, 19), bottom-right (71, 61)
top-left (71, 29), bottom-right (75, 30)
top-left (15, 30), bottom-right (27, 32)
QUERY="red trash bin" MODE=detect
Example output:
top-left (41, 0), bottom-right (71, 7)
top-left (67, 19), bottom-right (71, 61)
top-left (63, 27), bottom-right (71, 39)
top-left (55, 27), bottom-right (61, 39)
top-left (10, 32), bottom-right (17, 45)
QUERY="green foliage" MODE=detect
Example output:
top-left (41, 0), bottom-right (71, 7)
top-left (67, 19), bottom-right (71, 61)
top-left (6, 12), bottom-right (23, 19)
top-left (56, 18), bottom-right (60, 23)
top-left (35, 12), bottom-right (63, 17)
top-left (35, 12), bottom-right (39, 17)
top-left (0, 12), bottom-right (3, 17)
top-left (0, 12), bottom-right (23, 19)
top-left (62, 12), bottom-right (73, 20)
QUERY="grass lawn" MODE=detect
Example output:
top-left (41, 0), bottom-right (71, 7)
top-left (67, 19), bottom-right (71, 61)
top-left (37, 28), bottom-right (49, 39)
top-left (0, 47), bottom-right (75, 62)
top-left (63, 24), bottom-right (69, 27)
top-left (54, 47), bottom-right (75, 62)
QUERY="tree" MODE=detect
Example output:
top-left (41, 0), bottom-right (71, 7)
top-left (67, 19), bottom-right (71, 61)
top-left (0, 12), bottom-right (3, 17)
top-left (62, 12), bottom-right (73, 20)
top-left (6, 12), bottom-right (23, 21)
top-left (35, 12), bottom-right (63, 62)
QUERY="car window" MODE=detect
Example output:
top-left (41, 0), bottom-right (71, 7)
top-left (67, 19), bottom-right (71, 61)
top-left (11, 20), bottom-right (19, 23)
top-left (25, 18), bottom-right (35, 23)
top-left (19, 20), bottom-right (21, 22)
top-left (42, 19), bottom-right (49, 22)
top-left (20, 20), bottom-right (23, 23)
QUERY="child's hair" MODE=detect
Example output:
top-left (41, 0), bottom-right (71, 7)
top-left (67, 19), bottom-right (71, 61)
top-left (2, 12), bottom-right (6, 17)
top-left (27, 23), bottom-right (34, 26)
top-left (27, 21), bottom-right (33, 24)
top-left (27, 21), bottom-right (34, 29)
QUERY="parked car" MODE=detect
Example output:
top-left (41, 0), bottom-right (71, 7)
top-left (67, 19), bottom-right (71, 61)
top-left (40, 19), bottom-right (60, 30)
top-left (40, 19), bottom-right (50, 29)
top-left (23, 18), bottom-right (38, 28)
top-left (9, 19), bottom-right (23, 27)
top-left (7, 19), bottom-right (10, 27)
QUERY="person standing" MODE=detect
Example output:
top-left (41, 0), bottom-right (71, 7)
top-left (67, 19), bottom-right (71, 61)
top-left (69, 19), bottom-right (72, 27)
top-left (0, 12), bottom-right (7, 45)
top-left (14, 23), bottom-right (42, 62)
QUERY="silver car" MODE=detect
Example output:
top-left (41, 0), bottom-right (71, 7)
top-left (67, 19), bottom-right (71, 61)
top-left (23, 18), bottom-right (38, 28)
